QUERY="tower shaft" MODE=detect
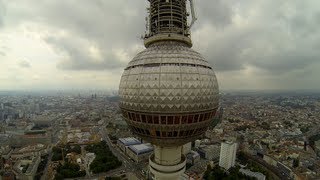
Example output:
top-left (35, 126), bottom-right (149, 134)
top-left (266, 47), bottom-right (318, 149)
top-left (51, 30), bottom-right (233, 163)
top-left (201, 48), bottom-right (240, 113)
top-left (149, 145), bottom-right (186, 180)
top-left (145, 0), bottom-right (193, 47)
top-left (148, 0), bottom-right (188, 37)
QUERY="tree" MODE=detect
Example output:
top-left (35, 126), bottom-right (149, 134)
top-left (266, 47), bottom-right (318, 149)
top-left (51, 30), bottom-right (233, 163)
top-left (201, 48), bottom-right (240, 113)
top-left (105, 177), bottom-right (121, 180)
top-left (51, 153), bottom-right (62, 161)
top-left (293, 159), bottom-right (300, 168)
top-left (54, 173), bottom-right (64, 180)
top-left (56, 162), bottom-right (86, 178)
top-left (72, 144), bottom-right (81, 154)
top-left (86, 141), bottom-right (122, 174)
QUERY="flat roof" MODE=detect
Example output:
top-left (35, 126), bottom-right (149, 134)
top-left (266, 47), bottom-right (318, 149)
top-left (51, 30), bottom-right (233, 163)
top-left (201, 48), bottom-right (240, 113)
top-left (118, 137), bottom-right (141, 146)
top-left (128, 143), bottom-right (153, 155)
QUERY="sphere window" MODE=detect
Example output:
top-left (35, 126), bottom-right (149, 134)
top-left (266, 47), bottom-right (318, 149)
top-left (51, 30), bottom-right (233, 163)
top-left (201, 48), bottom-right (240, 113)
top-left (132, 113), bottom-right (137, 121)
top-left (162, 132), bottom-right (167, 137)
top-left (147, 115), bottom-right (153, 124)
top-left (174, 116), bottom-right (180, 124)
top-left (173, 131), bottom-right (178, 137)
top-left (145, 129), bottom-right (151, 135)
top-left (194, 114), bottom-right (199, 123)
top-left (167, 116), bottom-right (173, 124)
top-left (161, 116), bottom-right (167, 124)
top-left (199, 114), bottom-right (204, 122)
top-left (135, 114), bottom-right (141, 122)
top-left (182, 116), bottom-right (188, 124)
top-left (141, 115), bottom-right (146, 123)
top-left (154, 116), bottom-right (159, 124)
top-left (188, 115), bottom-right (194, 123)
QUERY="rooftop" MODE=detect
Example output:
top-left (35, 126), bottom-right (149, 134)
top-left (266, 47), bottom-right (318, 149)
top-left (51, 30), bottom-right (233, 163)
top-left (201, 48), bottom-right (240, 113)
top-left (118, 137), bottom-right (141, 146)
top-left (128, 143), bottom-right (153, 155)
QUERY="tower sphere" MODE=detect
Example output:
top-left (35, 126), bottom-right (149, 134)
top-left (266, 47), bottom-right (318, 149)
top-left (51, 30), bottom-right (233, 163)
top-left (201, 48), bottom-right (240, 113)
top-left (119, 0), bottom-right (219, 147)
top-left (119, 41), bottom-right (219, 146)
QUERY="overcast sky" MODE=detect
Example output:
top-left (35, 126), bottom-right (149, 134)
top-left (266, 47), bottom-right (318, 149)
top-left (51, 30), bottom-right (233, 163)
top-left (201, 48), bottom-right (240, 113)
top-left (0, 0), bottom-right (319, 91)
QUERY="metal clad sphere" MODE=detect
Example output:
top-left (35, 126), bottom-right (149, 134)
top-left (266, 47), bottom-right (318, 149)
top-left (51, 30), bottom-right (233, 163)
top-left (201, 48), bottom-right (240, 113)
top-left (119, 41), bottom-right (219, 146)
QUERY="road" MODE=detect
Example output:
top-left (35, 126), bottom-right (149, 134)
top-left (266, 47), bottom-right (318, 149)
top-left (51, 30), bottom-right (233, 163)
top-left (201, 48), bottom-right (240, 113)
top-left (100, 126), bottom-right (146, 179)
top-left (40, 149), bottom-right (52, 180)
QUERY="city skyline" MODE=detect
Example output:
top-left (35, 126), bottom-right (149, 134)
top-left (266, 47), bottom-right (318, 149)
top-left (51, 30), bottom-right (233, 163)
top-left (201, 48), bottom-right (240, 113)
top-left (1, 0), bottom-right (320, 91)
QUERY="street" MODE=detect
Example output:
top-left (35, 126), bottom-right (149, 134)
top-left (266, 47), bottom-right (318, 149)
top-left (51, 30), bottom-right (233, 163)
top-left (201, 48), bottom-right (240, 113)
top-left (100, 125), bottom-right (146, 179)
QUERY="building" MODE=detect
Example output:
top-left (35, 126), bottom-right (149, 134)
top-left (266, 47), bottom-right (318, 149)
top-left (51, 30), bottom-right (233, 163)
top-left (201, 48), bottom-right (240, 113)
top-left (219, 141), bottom-right (237, 170)
top-left (263, 154), bottom-right (277, 167)
top-left (2, 171), bottom-right (16, 180)
top-left (10, 144), bottom-right (49, 160)
top-left (186, 151), bottom-right (200, 165)
top-left (0, 145), bottom-right (12, 159)
top-left (182, 142), bottom-right (192, 155)
top-left (198, 144), bottom-right (220, 161)
top-left (277, 162), bottom-right (294, 179)
top-left (13, 155), bottom-right (41, 180)
top-left (239, 168), bottom-right (266, 180)
top-left (119, 0), bottom-right (219, 179)
top-left (117, 137), bottom-right (141, 153)
top-left (195, 140), bottom-right (201, 149)
top-left (9, 130), bottom-right (51, 147)
top-left (126, 143), bottom-right (154, 162)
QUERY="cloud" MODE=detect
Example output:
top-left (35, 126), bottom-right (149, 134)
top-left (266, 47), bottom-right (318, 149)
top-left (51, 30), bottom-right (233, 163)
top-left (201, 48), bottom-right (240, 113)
top-left (1, 0), bottom-right (320, 90)
top-left (45, 35), bottom-right (126, 70)
top-left (194, 0), bottom-right (320, 76)
top-left (3, 0), bottom-right (147, 71)
top-left (0, 0), bottom-right (4, 27)
top-left (196, 0), bottom-right (233, 28)
top-left (18, 60), bottom-right (31, 68)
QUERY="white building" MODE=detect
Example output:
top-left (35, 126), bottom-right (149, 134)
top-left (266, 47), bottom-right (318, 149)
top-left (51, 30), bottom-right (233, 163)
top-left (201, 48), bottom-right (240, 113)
top-left (219, 141), bottom-right (237, 170)
top-left (195, 140), bottom-right (201, 148)
top-left (182, 142), bottom-right (192, 155)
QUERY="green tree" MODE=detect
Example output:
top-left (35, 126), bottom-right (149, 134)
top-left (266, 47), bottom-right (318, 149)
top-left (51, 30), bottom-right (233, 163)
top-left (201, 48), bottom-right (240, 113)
top-left (75, 144), bottom-right (82, 153)
top-left (293, 159), bottom-right (300, 168)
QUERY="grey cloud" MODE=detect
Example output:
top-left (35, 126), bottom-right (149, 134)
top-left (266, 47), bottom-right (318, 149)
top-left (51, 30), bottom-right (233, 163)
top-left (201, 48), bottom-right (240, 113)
top-left (2, 0), bottom-right (320, 90)
top-left (200, 0), bottom-right (320, 76)
top-left (0, 0), bottom-right (5, 27)
top-left (196, 0), bottom-right (233, 28)
top-left (5, 0), bottom-right (147, 46)
top-left (253, 53), bottom-right (318, 75)
top-left (0, 51), bottom-right (5, 56)
top-left (4, 0), bottom-right (147, 70)
top-left (45, 36), bottom-right (125, 70)
top-left (40, 0), bottom-right (319, 75)
top-left (18, 60), bottom-right (31, 68)
top-left (204, 29), bottom-right (255, 71)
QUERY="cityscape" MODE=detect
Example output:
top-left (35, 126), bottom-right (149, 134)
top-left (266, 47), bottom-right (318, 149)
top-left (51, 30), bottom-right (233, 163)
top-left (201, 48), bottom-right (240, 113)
top-left (1, 0), bottom-right (320, 180)
top-left (0, 91), bottom-right (319, 179)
